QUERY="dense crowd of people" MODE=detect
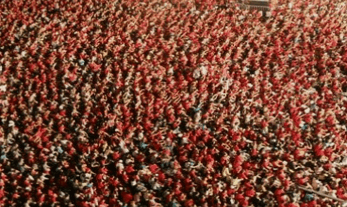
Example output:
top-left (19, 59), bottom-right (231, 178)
top-left (1, 0), bottom-right (347, 206)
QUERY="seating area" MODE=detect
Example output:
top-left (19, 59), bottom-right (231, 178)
top-left (235, 0), bottom-right (271, 16)
top-left (0, 0), bottom-right (347, 206)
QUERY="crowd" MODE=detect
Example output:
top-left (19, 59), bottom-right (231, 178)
top-left (1, 0), bottom-right (347, 206)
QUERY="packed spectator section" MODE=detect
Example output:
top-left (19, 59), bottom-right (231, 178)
top-left (1, 0), bottom-right (347, 206)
